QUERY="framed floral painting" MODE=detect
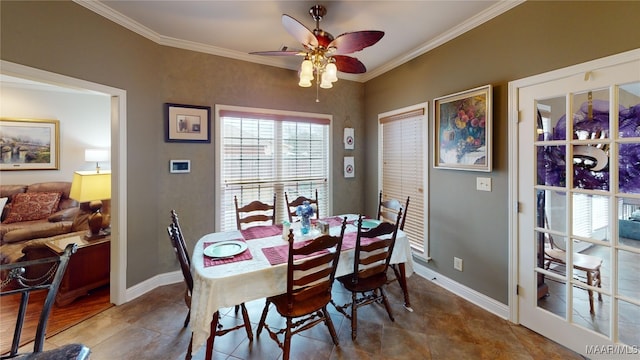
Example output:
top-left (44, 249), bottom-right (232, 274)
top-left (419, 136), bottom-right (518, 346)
top-left (0, 118), bottom-right (60, 170)
top-left (433, 85), bottom-right (492, 172)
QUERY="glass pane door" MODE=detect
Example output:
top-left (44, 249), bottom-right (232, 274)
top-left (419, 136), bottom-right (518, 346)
top-left (516, 51), bottom-right (640, 356)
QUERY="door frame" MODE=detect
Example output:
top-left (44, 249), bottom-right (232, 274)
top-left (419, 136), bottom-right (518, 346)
top-left (508, 48), bottom-right (640, 344)
top-left (1, 60), bottom-right (128, 305)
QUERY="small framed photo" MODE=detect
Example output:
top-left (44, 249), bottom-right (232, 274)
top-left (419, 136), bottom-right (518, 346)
top-left (0, 118), bottom-right (60, 171)
top-left (165, 103), bottom-right (211, 143)
top-left (433, 85), bottom-right (492, 172)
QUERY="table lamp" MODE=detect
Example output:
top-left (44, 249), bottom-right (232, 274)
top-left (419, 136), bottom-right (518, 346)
top-left (84, 148), bottom-right (109, 173)
top-left (69, 170), bottom-right (111, 239)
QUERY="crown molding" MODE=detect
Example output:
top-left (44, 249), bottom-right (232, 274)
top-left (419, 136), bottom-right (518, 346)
top-left (75, 0), bottom-right (524, 83)
top-left (360, 0), bottom-right (525, 82)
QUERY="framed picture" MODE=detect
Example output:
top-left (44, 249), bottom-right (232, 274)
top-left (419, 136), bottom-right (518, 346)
top-left (165, 103), bottom-right (211, 143)
top-left (433, 85), bottom-right (492, 172)
top-left (0, 118), bottom-right (60, 171)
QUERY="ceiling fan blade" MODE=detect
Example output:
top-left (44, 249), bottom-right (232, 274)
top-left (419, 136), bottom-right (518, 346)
top-left (282, 14), bottom-right (318, 49)
top-left (329, 31), bottom-right (384, 55)
top-left (333, 55), bottom-right (367, 74)
top-left (250, 50), bottom-right (305, 56)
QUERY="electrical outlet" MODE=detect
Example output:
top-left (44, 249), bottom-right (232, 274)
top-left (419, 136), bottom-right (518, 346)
top-left (476, 177), bottom-right (492, 192)
top-left (454, 257), bottom-right (463, 271)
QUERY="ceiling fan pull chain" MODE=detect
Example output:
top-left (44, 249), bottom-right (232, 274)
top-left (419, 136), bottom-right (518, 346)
top-left (316, 71), bottom-right (320, 103)
top-left (587, 91), bottom-right (593, 121)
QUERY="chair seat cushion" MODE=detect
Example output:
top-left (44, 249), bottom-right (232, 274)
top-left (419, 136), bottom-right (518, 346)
top-left (337, 272), bottom-right (388, 293)
top-left (13, 344), bottom-right (90, 360)
top-left (269, 291), bottom-right (331, 318)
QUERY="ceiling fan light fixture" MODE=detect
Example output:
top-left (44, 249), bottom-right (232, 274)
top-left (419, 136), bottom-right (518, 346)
top-left (251, 4), bottom-right (384, 100)
top-left (299, 59), bottom-right (314, 85)
top-left (325, 61), bottom-right (338, 82)
top-left (320, 73), bottom-right (333, 89)
top-left (298, 76), bottom-right (312, 87)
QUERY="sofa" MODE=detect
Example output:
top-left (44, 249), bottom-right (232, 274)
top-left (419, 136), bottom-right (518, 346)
top-left (619, 209), bottom-right (640, 241)
top-left (0, 181), bottom-right (89, 263)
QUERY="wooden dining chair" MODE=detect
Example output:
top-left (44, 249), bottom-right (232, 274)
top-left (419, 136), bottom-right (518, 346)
top-left (167, 210), bottom-right (253, 360)
top-left (377, 191), bottom-right (411, 307)
top-left (1, 243), bottom-right (91, 360)
top-left (377, 190), bottom-right (409, 231)
top-left (169, 209), bottom-right (192, 327)
top-left (332, 211), bottom-right (402, 340)
top-left (284, 190), bottom-right (319, 222)
top-left (543, 231), bottom-right (603, 315)
top-left (234, 194), bottom-right (276, 230)
top-left (256, 218), bottom-right (347, 360)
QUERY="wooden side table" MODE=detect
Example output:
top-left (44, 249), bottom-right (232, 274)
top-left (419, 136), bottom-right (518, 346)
top-left (22, 234), bottom-right (110, 306)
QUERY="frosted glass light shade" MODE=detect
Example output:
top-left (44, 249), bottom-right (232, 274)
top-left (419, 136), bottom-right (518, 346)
top-left (300, 59), bottom-right (313, 76)
top-left (298, 77), bottom-right (312, 87)
top-left (320, 73), bottom-right (333, 89)
top-left (325, 63), bottom-right (338, 82)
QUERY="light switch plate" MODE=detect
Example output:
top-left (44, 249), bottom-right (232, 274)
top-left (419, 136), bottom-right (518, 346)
top-left (476, 177), bottom-right (492, 192)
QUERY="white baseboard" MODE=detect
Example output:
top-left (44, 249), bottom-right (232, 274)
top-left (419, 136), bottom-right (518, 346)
top-left (125, 265), bottom-right (510, 321)
top-left (124, 270), bottom-right (183, 302)
top-left (412, 261), bottom-right (510, 320)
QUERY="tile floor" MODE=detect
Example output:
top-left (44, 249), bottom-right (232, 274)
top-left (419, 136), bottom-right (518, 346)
top-left (40, 275), bottom-right (585, 360)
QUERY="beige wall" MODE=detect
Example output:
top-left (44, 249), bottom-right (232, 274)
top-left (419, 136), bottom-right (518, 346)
top-left (2, 1), bottom-right (639, 303)
top-left (364, 1), bottom-right (640, 302)
top-left (1, 1), bottom-right (365, 286)
top-left (0, 86), bottom-right (111, 183)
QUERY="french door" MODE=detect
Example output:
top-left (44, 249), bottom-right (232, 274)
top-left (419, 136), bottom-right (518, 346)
top-left (514, 50), bottom-right (640, 357)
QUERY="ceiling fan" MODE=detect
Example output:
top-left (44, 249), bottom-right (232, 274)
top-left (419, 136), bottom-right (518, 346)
top-left (250, 4), bottom-right (384, 98)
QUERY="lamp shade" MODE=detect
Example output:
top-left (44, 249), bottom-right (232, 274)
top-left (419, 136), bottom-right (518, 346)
top-left (84, 149), bottom-right (109, 162)
top-left (69, 171), bottom-right (111, 202)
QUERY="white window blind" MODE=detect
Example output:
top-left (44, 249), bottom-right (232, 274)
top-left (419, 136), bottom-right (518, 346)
top-left (572, 193), bottom-right (609, 240)
top-left (219, 108), bottom-right (330, 231)
top-left (380, 106), bottom-right (427, 254)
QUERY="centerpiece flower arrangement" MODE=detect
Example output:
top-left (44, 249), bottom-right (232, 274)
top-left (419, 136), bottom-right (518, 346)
top-left (296, 200), bottom-right (315, 235)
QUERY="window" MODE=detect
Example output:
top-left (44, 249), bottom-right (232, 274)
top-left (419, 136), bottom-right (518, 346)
top-left (379, 103), bottom-right (429, 257)
top-left (216, 106), bottom-right (331, 231)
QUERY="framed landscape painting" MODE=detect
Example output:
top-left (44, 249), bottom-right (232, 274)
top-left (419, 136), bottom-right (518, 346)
top-left (165, 103), bottom-right (211, 143)
top-left (0, 118), bottom-right (60, 171)
top-left (433, 85), bottom-right (492, 172)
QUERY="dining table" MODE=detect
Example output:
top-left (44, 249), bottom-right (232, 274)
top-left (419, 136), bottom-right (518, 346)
top-left (189, 214), bottom-right (414, 356)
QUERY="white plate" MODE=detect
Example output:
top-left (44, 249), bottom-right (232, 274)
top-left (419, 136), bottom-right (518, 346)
top-left (204, 240), bottom-right (247, 258)
top-left (360, 219), bottom-right (381, 229)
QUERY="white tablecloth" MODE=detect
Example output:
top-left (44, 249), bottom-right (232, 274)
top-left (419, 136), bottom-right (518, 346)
top-left (189, 214), bottom-right (413, 354)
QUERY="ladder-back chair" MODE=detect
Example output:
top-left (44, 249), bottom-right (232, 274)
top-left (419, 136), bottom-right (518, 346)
top-left (167, 210), bottom-right (253, 360)
top-left (256, 218), bottom-right (347, 360)
top-left (332, 211), bottom-right (402, 340)
top-left (285, 190), bottom-right (319, 223)
top-left (234, 194), bottom-right (277, 230)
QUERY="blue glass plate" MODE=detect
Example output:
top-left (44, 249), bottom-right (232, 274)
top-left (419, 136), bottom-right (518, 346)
top-left (360, 219), bottom-right (381, 229)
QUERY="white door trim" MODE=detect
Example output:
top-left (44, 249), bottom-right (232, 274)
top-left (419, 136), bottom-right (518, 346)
top-left (1, 60), bottom-right (128, 305)
top-left (508, 47), bottom-right (640, 325)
